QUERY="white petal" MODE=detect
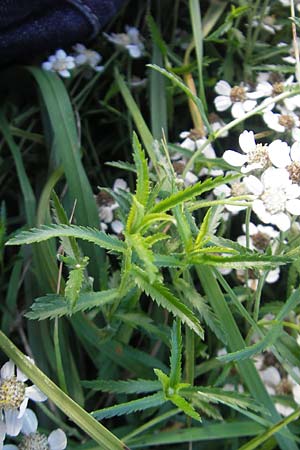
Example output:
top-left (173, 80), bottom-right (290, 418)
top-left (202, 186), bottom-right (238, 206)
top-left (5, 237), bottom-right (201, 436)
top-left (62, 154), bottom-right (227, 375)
top-left (55, 49), bottom-right (67, 59)
top-left (268, 140), bottom-right (291, 168)
top-left (293, 384), bottom-right (300, 405)
top-left (21, 409), bottom-right (38, 435)
top-left (292, 127), bottom-right (300, 141)
top-left (262, 167), bottom-right (290, 187)
top-left (286, 184), bottom-right (300, 199)
top-left (215, 80), bottom-right (231, 96)
top-left (291, 142), bottom-right (300, 161)
top-left (184, 171), bottom-right (198, 185)
top-left (214, 95), bottom-right (232, 112)
top-left (1, 361), bottom-right (14, 379)
top-left (48, 429), bottom-right (67, 450)
top-left (272, 212), bottom-right (291, 231)
top-left (260, 366), bottom-right (281, 387)
top-left (18, 397), bottom-right (28, 418)
top-left (243, 175), bottom-right (263, 195)
top-left (16, 367), bottom-right (28, 383)
top-left (266, 268), bottom-right (280, 283)
top-left (263, 112), bottom-right (284, 132)
top-left (111, 220), bottom-right (124, 234)
top-left (286, 199), bottom-right (300, 215)
top-left (25, 385), bottom-right (47, 402)
top-left (213, 184), bottom-right (231, 197)
top-left (0, 419), bottom-right (6, 442)
top-left (239, 130), bottom-right (256, 154)
top-left (4, 410), bottom-right (23, 437)
top-left (276, 403), bottom-right (295, 417)
top-left (223, 150), bottom-right (248, 167)
top-left (3, 445), bottom-right (19, 450)
top-left (59, 70), bottom-right (71, 78)
top-left (242, 99), bottom-right (257, 112)
top-left (126, 44), bottom-right (142, 58)
top-left (42, 62), bottom-right (52, 71)
top-left (231, 102), bottom-right (245, 119)
top-left (113, 178), bottom-right (128, 192)
top-left (252, 200), bottom-right (272, 224)
top-left (180, 137), bottom-right (195, 151)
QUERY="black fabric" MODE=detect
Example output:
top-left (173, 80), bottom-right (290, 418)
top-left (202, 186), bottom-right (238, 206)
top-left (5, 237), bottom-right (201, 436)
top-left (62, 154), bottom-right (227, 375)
top-left (0, 0), bottom-right (124, 64)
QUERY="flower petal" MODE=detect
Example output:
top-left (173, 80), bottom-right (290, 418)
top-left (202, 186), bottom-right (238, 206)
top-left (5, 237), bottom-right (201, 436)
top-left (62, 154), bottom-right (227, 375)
top-left (243, 99), bottom-right (257, 112)
top-left (214, 95), bottom-right (232, 112)
top-left (215, 80), bottom-right (231, 96)
top-left (1, 361), bottom-right (14, 379)
top-left (222, 150), bottom-right (248, 167)
top-left (21, 409), bottom-right (38, 435)
top-left (268, 140), bottom-right (291, 168)
top-left (272, 212), bottom-right (291, 231)
top-left (4, 410), bottom-right (23, 437)
top-left (286, 199), bottom-right (300, 215)
top-left (239, 130), bottom-right (256, 154)
top-left (290, 141), bottom-right (300, 162)
top-left (18, 398), bottom-right (29, 418)
top-left (25, 385), bottom-right (47, 403)
top-left (243, 175), bottom-right (263, 195)
top-left (48, 429), bottom-right (67, 450)
top-left (231, 102), bottom-right (245, 119)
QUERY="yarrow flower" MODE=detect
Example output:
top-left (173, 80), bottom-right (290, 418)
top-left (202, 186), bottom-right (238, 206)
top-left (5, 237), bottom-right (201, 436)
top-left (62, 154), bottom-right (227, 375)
top-left (214, 80), bottom-right (259, 119)
top-left (96, 179), bottom-right (128, 233)
top-left (73, 44), bottom-right (104, 71)
top-left (41, 50), bottom-right (75, 78)
top-left (104, 26), bottom-right (144, 58)
top-left (0, 360), bottom-right (47, 442)
top-left (244, 167), bottom-right (300, 231)
top-left (263, 108), bottom-right (300, 140)
top-left (222, 130), bottom-right (271, 173)
top-left (237, 222), bottom-right (279, 252)
top-left (3, 409), bottom-right (67, 450)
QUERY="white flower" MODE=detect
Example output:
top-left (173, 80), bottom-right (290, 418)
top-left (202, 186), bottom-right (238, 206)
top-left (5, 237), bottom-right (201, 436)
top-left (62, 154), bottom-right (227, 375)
top-left (254, 75), bottom-right (300, 111)
top-left (213, 175), bottom-right (251, 214)
top-left (104, 26), bottom-right (144, 58)
top-left (263, 108), bottom-right (300, 140)
top-left (0, 360), bottom-right (47, 439)
top-left (73, 44), bottom-right (104, 71)
top-left (244, 167), bottom-right (300, 231)
top-left (252, 12), bottom-right (282, 34)
top-left (268, 140), bottom-right (300, 184)
top-left (279, 0), bottom-right (300, 12)
top-left (214, 80), bottom-right (259, 119)
top-left (237, 222), bottom-right (279, 252)
top-left (223, 130), bottom-right (271, 173)
top-left (3, 409), bottom-right (67, 450)
top-left (236, 267), bottom-right (280, 290)
top-left (41, 49), bottom-right (75, 78)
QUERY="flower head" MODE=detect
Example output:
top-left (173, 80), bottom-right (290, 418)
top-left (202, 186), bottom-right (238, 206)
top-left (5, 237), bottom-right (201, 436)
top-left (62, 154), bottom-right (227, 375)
top-left (104, 26), bottom-right (144, 58)
top-left (41, 50), bottom-right (75, 78)
top-left (214, 80), bottom-right (259, 119)
top-left (4, 409), bottom-right (67, 450)
top-left (0, 360), bottom-right (47, 440)
top-left (263, 108), bottom-right (300, 140)
top-left (73, 44), bottom-right (104, 71)
top-left (223, 130), bottom-right (271, 173)
top-left (244, 167), bottom-right (300, 231)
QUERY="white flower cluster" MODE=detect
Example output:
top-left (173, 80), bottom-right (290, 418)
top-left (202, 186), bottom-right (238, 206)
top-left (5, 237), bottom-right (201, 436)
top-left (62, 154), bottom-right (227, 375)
top-left (41, 44), bottom-right (104, 78)
top-left (0, 359), bottom-right (67, 449)
top-left (96, 178), bottom-right (128, 235)
top-left (104, 26), bottom-right (144, 58)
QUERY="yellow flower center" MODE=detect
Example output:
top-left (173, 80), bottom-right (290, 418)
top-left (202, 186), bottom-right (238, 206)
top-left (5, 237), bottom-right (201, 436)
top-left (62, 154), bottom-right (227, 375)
top-left (19, 432), bottom-right (49, 450)
top-left (230, 86), bottom-right (246, 103)
top-left (0, 376), bottom-right (26, 409)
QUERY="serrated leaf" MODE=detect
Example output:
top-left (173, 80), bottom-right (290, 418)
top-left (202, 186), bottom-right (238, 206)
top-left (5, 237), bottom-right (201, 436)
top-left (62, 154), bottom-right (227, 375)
top-left (81, 378), bottom-right (161, 394)
top-left (133, 266), bottom-right (204, 338)
top-left (154, 368), bottom-right (170, 391)
top-left (218, 324), bottom-right (282, 363)
top-left (6, 224), bottom-right (125, 253)
top-left (25, 289), bottom-right (118, 320)
top-left (65, 265), bottom-right (85, 309)
top-left (195, 208), bottom-right (212, 249)
top-left (132, 132), bottom-right (150, 207)
top-left (150, 174), bottom-right (238, 214)
top-left (140, 213), bottom-right (176, 233)
top-left (92, 392), bottom-right (166, 419)
top-left (144, 233), bottom-right (169, 247)
top-left (154, 254), bottom-right (185, 268)
top-left (189, 253), bottom-right (293, 268)
top-left (125, 197), bottom-right (145, 234)
top-left (192, 245), bottom-right (239, 255)
top-left (187, 387), bottom-right (265, 414)
top-left (170, 394), bottom-right (201, 421)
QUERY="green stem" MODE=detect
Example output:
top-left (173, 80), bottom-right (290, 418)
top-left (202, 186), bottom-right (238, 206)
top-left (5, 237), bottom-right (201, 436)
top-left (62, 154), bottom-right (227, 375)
top-left (0, 331), bottom-right (128, 450)
top-left (188, 0), bottom-right (207, 110)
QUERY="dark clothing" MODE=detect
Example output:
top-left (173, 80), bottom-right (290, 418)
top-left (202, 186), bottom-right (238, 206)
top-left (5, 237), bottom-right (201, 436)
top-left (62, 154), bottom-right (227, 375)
top-left (0, 0), bottom-right (124, 64)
